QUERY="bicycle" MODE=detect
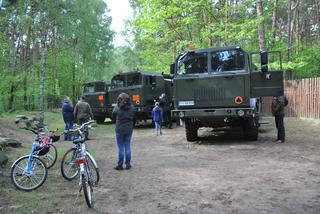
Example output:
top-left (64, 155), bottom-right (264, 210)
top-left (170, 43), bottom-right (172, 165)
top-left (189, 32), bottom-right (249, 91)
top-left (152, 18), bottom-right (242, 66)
top-left (33, 127), bottom-right (59, 169)
top-left (10, 127), bottom-right (59, 191)
top-left (60, 121), bottom-right (99, 208)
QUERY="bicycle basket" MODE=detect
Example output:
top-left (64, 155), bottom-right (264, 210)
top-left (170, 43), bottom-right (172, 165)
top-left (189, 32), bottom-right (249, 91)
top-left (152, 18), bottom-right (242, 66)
top-left (50, 135), bottom-right (60, 142)
top-left (35, 145), bottom-right (50, 156)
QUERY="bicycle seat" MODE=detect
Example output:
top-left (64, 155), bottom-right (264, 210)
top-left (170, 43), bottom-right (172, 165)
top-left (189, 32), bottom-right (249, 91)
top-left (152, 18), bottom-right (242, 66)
top-left (73, 137), bottom-right (84, 144)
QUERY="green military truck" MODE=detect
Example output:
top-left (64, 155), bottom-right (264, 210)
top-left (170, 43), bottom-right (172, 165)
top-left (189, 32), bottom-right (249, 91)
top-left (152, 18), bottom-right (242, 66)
top-left (170, 45), bottom-right (283, 141)
top-left (108, 71), bottom-right (173, 122)
top-left (82, 80), bottom-right (112, 123)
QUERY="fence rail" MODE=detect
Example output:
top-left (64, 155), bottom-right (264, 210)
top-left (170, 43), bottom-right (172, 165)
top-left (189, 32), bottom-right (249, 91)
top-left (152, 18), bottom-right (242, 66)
top-left (261, 77), bottom-right (320, 119)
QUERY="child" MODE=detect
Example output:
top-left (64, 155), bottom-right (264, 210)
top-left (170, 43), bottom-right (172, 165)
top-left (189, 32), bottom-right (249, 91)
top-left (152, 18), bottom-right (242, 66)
top-left (152, 102), bottom-right (163, 136)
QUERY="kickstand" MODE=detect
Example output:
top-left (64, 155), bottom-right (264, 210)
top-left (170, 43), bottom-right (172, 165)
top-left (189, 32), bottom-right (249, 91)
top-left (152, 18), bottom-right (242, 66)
top-left (72, 186), bottom-right (82, 210)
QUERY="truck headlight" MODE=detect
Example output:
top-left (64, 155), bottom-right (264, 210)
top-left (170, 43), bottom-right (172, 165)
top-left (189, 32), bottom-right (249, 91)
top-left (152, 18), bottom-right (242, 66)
top-left (179, 111), bottom-right (185, 118)
top-left (237, 110), bottom-right (245, 117)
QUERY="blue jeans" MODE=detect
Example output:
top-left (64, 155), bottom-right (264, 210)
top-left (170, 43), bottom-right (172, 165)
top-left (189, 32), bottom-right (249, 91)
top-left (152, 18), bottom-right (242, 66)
top-left (155, 121), bottom-right (162, 135)
top-left (116, 132), bottom-right (132, 167)
top-left (64, 121), bottom-right (74, 141)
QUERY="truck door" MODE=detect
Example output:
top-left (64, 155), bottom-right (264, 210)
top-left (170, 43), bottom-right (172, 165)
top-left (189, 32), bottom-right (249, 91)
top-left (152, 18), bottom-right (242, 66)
top-left (250, 51), bottom-right (284, 97)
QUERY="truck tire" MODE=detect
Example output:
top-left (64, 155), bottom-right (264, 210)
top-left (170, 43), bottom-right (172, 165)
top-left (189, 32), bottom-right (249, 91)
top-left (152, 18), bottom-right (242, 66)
top-left (95, 117), bottom-right (105, 124)
top-left (185, 119), bottom-right (198, 142)
top-left (243, 120), bottom-right (258, 141)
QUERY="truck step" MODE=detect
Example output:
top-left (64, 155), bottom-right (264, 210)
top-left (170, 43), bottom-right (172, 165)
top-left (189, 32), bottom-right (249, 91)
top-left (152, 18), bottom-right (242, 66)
top-left (258, 119), bottom-right (270, 125)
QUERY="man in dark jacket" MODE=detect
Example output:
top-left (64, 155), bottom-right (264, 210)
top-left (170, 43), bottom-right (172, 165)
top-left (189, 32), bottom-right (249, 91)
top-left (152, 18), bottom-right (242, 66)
top-left (74, 96), bottom-right (94, 124)
top-left (74, 96), bottom-right (94, 139)
top-left (271, 95), bottom-right (288, 143)
top-left (112, 93), bottom-right (135, 170)
top-left (62, 96), bottom-right (74, 141)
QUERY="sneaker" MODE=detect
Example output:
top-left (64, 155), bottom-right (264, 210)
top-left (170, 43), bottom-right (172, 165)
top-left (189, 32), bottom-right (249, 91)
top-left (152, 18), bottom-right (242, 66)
top-left (114, 166), bottom-right (123, 170)
top-left (125, 165), bottom-right (131, 170)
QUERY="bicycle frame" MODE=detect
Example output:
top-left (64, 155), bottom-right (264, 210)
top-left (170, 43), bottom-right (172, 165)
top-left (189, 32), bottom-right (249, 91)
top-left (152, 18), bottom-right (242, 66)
top-left (11, 141), bottom-right (39, 176)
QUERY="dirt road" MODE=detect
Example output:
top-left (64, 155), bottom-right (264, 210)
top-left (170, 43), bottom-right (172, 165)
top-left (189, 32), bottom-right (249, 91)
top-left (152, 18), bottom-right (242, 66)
top-left (1, 117), bottom-right (320, 213)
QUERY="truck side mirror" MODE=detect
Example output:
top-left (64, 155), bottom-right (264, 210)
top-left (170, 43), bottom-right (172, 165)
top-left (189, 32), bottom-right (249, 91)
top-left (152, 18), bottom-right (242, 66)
top-left (170, 63), bottom-right (175, 75)
top-left (260, 51), bottom-right (268, 73)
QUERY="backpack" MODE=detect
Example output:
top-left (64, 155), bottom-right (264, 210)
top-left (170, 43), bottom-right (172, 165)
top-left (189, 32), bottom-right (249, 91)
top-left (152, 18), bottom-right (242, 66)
top-left (284, 96), bottom-right (288, 107)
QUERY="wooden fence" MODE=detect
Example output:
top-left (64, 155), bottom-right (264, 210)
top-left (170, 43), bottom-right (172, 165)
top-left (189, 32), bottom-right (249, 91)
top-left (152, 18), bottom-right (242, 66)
top-left (261, 77), bottom-right (320, 119)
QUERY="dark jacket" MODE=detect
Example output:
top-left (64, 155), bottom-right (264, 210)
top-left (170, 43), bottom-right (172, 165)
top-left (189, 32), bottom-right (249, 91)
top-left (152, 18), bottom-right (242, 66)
top-left (112, 103), bottom-right (135, 135)
top-left (152, 106), bottom-right (163, 122)
top-left (271, 96), bottom-right (286, 116)
top-left (74, 100), bottom-right (94, 122)
top-left (62, 102), bottom-right (74, 122)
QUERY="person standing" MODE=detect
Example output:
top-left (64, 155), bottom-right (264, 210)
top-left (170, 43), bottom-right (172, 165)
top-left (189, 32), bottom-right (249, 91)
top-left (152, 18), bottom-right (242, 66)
top-left (112, 93), bottom-right (135, 170)
top-left (159, 93), bottom-right (171, 128)
top-left (62, 96), bottom-right (74, 141)
top-left (271, 95), bottom-right (288, 143)
top-left (152, 102), bottom-right (163, 136)
top-left (74, 96), bottom-right (94, 139)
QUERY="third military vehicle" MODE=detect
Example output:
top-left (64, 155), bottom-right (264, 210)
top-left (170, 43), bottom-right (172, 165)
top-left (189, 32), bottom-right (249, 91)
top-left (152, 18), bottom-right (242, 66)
top-left (82, 80), bottom-right (112, 123)
top-left (108, 71), bottom-right (173, 123)
top-left (170, 45), bottom-right (283, 141)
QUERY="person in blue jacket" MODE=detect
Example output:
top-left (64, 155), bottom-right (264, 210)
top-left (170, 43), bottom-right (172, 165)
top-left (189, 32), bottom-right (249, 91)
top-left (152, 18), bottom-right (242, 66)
top-left (62, 96), bottom-right (74, 141)
top-left (152, 102), bottom-right (163, 136)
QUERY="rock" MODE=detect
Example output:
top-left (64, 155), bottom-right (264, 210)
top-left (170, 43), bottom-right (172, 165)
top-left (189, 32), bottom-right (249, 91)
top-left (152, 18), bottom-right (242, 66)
top-left (17, 119), bottom-right (31, 129)
top-left (0, 132), bottom-right (5, 138)
top-left (5, 138), bottom-right (22, 148)
top-left (0, 151), bottom-right (8, 167)
top-left (0, 137), bottom-right (21, 148)
top-left (15, 115), bottom-right (40, 129)
top-left (0, 137), bottom-right (7, 148)
top-left (15, 115), bottom-right (28, 123)
top-left (16, 115), bottom-right (28, 119)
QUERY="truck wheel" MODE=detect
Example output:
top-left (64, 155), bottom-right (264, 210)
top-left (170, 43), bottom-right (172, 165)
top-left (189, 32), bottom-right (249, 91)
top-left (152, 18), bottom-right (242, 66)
top-left (243, 121), bottom-right (258, 141)
top-left (185, 119), bottom-right (198, 142)
top-left (95, 117), bottom-right (105, 124)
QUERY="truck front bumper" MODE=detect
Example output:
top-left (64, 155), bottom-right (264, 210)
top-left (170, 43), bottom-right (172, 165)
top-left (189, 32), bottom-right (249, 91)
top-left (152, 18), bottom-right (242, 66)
top-left (172, 108), bottom-right (255, 118)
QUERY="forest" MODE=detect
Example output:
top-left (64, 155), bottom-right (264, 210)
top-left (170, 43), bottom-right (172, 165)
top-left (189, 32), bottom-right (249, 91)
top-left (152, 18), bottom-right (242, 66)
top-left (0, 0), bottom-right (319, 113)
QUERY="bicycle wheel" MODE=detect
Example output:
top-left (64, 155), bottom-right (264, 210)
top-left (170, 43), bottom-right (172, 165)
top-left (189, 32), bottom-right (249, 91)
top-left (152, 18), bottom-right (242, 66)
top-left (42, 144), bottom-right (57, 169)
top-left (11, 156), bottom-right (48, 191)
top-left (86, 153), bottom-right (100, 185)
top-left (61, 148), bottom-right (79, 181)
top-left (82, 172), bottom-right (94, 208)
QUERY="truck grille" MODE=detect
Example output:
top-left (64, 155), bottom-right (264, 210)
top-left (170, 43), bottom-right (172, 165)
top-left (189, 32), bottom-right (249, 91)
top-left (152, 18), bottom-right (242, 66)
top-left (194, 87), bottom-right (226, 101)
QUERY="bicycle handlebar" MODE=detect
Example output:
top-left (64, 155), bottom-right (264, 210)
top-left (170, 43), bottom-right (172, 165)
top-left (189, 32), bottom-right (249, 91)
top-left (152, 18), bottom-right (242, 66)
top-left (69, 120), bottom-right (95, 133)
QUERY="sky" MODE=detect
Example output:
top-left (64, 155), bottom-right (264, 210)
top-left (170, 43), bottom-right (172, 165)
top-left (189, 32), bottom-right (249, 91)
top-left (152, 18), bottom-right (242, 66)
top-left (104, 0), bottom-right (133, 47)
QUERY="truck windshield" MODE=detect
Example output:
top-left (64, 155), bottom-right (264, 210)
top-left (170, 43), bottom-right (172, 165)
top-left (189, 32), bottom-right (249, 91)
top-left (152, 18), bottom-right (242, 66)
top-left (177, 52), bottom-right (208, 75)
top-left (94, 82), bottom-right (106, 92)
top-left (83, 82), bottom-right (105, 93)
top-left (111, 75), bottom-right (125, 89)
top-left (127, 73), bottom-right (141, 86)
top-left (211, 49), bottom-right (245, 73)
top-left (83, 84), bottom-right (95, 93)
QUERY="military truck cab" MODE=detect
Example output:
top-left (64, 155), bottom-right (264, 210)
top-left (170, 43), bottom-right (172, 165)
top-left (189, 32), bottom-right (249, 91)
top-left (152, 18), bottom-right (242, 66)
top-left (82, 81), bottom-right (111, 123)
top-left (109, 71), bottom-right (172, 122)
top-left (170, 46), bottom-right (283, 141)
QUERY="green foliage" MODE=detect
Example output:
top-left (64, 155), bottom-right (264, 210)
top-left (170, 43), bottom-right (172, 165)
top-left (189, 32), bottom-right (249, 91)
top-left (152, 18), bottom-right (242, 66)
top-left (130, 0), bottom-right (320, 78)
top-left (0, 0), bottom-right (114, 113)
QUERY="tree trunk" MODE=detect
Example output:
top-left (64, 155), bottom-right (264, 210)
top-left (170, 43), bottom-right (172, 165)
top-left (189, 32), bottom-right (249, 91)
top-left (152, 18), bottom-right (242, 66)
top-left (39, 35), bottom-right (46, 126)
top-left (271, 0), bottom-right (278, 48)
top-left (295, 2), bottom-right (301, 52)
top-left (316, 0), bottom-right (320, 39)
top-left (23, 27), bottom-right (31, 110)
top-left (8, 33), bottom-right (20, 111)
top-left (256, 0), bottom-right (266, 51)
top-left (286, 0), bottom-right (292, 62)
